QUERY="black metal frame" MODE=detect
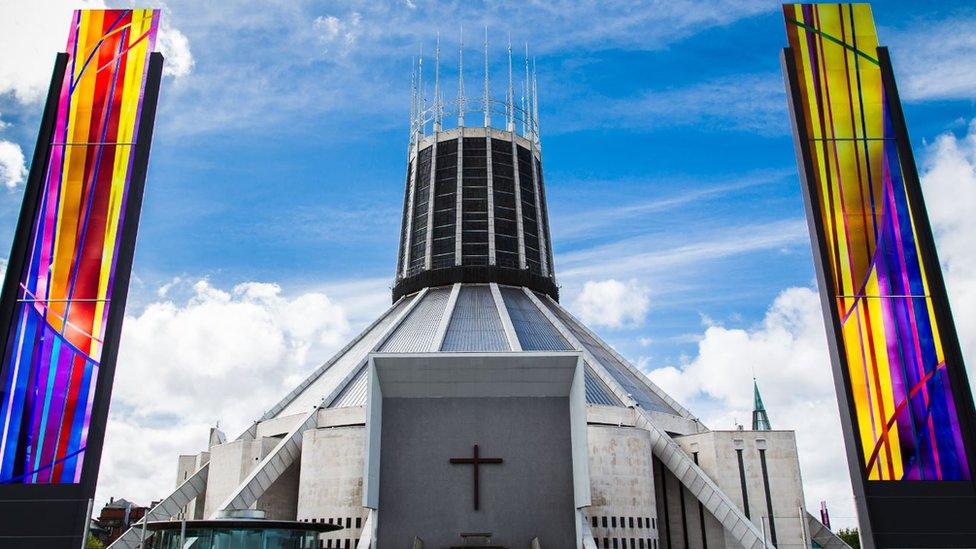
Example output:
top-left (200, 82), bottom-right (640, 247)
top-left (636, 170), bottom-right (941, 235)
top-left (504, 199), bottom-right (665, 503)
top-left (783, 45), bottom-right (976, 548)
top-left (392, 264), bottom-right (559, 302)
top-left (0, 52), bottom-right (163, 548)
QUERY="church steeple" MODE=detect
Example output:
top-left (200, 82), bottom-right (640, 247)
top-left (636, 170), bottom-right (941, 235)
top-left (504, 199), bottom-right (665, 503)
top-left (752, 378), bottom-right (771, 431)
top-left (393, 35), bottom-right (557, 302)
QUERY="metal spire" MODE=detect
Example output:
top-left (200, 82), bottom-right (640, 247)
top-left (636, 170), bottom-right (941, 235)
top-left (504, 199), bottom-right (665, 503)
top-left (506, 34), bottom-right (514, 132)
top-left (483, 26), bottom-right (490, 128)
top-left (531, 57), bottom-right (540, 142)
top-left (418, 42), bottom-right (425, 136)
top-left (523, 44), bottom-right (531, 139)
top-left (409, 56), bottom-right (417, 143)
top-left (434, 33), bottom-right (442, 132)
top-left (752, 378), bottom-right (771, 431)
top-left (457, 25), bottom-right (465, 127)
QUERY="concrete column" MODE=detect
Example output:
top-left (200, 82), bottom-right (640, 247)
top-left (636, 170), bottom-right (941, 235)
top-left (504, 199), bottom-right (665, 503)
top-left (455, 128), bottom-right (464, 265)
top-left (486, 133), bottom-right (496, 265)
top-left (424, 136), bottom-right (439, 270)
top-left (510, 132), bottom-right (527, 269)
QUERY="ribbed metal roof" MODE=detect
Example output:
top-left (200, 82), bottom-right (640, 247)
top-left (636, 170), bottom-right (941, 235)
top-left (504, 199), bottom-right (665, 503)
top-left (584, 364), bottom-right (619, 406)
top-left (500, 286), bottom-right (571, 351)
top-left (331, 367), bottom-right (368, 408)
top-left (441, 285), bottom-right (510, 352)
top-left (274, 295), bottom-right (415, 417)
top-left (380, 286), bottom-right (451, 352)
top-left (537, 294), bottom-right (679, 415)
top-left (271, 283), bottom-right (694, 416)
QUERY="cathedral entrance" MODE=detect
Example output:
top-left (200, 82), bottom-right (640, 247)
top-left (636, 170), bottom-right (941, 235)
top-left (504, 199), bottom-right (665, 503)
top-left (362, 353), bottom-right (590, 548)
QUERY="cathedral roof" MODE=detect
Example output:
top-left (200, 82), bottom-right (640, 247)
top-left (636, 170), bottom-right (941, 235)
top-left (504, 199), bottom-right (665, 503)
top-left (261, 283), bottom-right (696, 425)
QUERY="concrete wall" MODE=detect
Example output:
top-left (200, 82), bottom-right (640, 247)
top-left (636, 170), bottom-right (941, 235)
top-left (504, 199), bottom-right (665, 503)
top-left (653, 455), bottom-right (727, 549)
top-left (298, 425), bottom-right (368, 548)
top-left (377, 397), bottom-right (576, 549)
top-left (586, 424), bottom-right (659, 549)
top-left (175, 452), bottom-right (208, 520)
top-left (201, 437), bottom-right (299, 520)
top-left (675, 430), bottom-right (808, 549)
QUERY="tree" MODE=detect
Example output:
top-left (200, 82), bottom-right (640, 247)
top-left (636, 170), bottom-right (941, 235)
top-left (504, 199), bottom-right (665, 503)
top-left (836, 527), bottom-right (860, 549)
top-left (87, 533), bottom-right (106, 549)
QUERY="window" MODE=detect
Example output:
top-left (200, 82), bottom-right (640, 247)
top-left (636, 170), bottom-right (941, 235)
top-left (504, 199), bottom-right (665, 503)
top-left (652, 518), bottom-right (656, 529)
top-left (630, 538), bottom-right (636, 548)
top-left (345, 517), bottom-right (351, 528)
top-left (629, 517), bottom-right (634, 529)
top-left (592, 516), bottom-right (598, 528)
top-left (612, 539), bottom-right (619, 549)
top-left (602, 516), bottom-right (608, 528)
top-left (603, 539), bottom-right (609, 548)
top-left (612, 517), bottom-right (617, 528)
top-left (637, 517), bottom-right (643, 529)
top-left (640, 540), bottom-right (645, 549)
top-left (356, 517), bottom-right (362, 529)
top-left (344, 540), bottom-right (351, 549)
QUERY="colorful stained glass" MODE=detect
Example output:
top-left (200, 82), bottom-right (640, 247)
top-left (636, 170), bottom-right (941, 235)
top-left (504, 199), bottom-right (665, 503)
top-left (0, 9), bottom-right (159, 484)
top-left (785, 3), bottom-right (970, 480)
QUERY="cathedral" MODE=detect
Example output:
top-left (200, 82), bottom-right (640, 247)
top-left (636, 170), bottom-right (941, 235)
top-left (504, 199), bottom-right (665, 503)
top-left (108, 41), bottom-right (848, 549)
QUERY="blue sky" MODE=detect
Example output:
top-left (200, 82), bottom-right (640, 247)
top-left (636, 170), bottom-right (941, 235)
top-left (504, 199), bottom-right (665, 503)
top-left (3, 0), bottom-right (976, 528)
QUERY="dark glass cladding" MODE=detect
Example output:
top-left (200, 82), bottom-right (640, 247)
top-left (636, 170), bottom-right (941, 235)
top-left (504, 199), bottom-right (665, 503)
top-left (431, 139), bottom-right (457, 268)
top-left (462, 137), bottom-right (489, 265)
top-left (517, 144), bottom-right (541, 275)
top-left (491, 138), bottom-right (518, 270)
top-left (393, 134), bottom-right (557, 302)
top-left (409, 146), bottom-right (432, 272)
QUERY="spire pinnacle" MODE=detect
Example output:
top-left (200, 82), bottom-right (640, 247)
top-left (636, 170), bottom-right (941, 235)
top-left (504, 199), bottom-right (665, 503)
top-left (523, 43), bottom-right (531, 138)
top-left (531, 56), bottom-right (540, 142)
top-left (483, 26), bottom-right (490, 128)
top-left (752, 378), bottom-right (771, 431)
top-left (434, 33), bottom-right (442, 132)
top-left (409, 56), bottom-right (417, 143)
top-left (458, 25), bottom-right (464, 126)
top-left (506, 34), bottom-right (514, 132)
top-left (418, 42), bottom-right (425, 135)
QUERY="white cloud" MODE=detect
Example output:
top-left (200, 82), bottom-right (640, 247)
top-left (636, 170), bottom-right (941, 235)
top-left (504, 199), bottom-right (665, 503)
top-left (313, 13), bottom-right (362, 52)
top-left (921, 119), bottom-right (976, 397)
top-left (649, 286), bottom-right (856, 527)
top-left (0, 2), bottom-right (190, 104)
top-left (157, 22), bottom-right (194, 78)
top-left (888, 18), bottom-right (976, 102)
top-left (97, 278), bottom-right (351, 507)
top-left (0, 140), bottom-right (27, 189)
top-left (0, 1), bottom-right (107, 103)
top-left (571, 278), bottom-right (650, 329)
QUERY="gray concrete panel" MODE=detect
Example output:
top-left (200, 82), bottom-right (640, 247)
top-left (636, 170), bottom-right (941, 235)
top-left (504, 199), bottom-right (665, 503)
top-left (377, 397), bottom-right (576, 548)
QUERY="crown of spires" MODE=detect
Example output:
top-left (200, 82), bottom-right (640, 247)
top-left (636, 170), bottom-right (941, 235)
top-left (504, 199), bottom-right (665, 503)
top-left (752, 378), bottom-right (771, 431)
top-left (408, 30), bottom-right (540, 146)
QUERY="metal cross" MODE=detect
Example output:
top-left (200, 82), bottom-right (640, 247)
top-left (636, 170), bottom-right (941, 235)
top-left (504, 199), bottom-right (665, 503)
top-left (449, 444), bottom-right (503, 510)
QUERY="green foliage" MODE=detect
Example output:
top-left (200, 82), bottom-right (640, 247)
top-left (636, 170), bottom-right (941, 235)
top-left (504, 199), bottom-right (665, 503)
top-left (87, 533), bottom-right (106, 549)
top-left (836, 527), bottom-right (860, 549)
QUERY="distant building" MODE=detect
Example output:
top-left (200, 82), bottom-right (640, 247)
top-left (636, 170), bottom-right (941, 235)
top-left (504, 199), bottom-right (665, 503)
top-left (95, 497), bottom-right (153, 545)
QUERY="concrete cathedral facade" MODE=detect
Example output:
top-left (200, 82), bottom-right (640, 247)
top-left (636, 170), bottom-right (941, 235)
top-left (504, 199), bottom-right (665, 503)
top-left (110, 47), bottom-right (849, 549)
